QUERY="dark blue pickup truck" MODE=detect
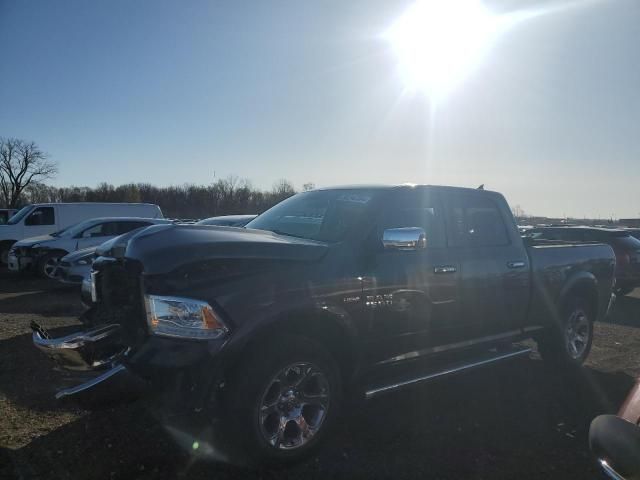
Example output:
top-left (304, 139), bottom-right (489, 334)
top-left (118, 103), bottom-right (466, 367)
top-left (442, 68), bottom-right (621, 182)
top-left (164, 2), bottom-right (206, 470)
top-left (33, 184), bottom-right (616, 464)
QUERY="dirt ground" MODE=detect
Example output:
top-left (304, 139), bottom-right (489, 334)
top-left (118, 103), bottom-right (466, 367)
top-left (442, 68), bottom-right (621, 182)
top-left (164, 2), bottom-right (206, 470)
top-left (2, 270), bottom-right (640, 480)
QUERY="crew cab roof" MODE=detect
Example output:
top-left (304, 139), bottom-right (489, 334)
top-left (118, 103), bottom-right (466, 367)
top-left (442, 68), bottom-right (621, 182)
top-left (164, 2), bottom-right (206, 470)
top-left (311, 184), bottom-right (500, 195)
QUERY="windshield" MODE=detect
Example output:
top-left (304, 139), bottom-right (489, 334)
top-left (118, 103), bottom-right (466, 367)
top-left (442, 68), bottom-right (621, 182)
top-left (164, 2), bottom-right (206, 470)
top-left (6, 205), bottom-right (33, 225)
top-left (246, 190), bottom-right (378, 242)
top-left (50, 225), bottom-right (71, 237)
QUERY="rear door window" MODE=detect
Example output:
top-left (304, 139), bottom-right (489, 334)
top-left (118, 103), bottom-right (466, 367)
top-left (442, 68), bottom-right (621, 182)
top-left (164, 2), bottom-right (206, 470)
top-left (444, 194), bottom-right (509, 247)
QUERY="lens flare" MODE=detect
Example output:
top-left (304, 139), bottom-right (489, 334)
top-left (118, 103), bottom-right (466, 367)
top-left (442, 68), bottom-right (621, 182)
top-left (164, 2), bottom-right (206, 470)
top-left (383, 0), bottom-right (515, 99)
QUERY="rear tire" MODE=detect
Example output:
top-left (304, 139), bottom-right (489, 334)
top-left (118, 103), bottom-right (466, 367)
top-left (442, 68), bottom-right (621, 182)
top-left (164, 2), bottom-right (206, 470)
top-left (537, 295), bottom-right (594, 367)
top-left (222, 334), bottom-right (342, 465)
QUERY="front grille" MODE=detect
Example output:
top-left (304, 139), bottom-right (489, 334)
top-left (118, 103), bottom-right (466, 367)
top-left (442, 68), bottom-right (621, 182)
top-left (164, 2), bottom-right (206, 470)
top-left (91, 259), bottom-right (146, 344)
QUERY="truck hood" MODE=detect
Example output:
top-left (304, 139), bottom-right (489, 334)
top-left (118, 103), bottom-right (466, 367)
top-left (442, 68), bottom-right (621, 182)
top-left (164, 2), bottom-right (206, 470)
top-left (121, 224), bottom-right (330, 275)
top-left (13, 234), bottom-right (56, 248)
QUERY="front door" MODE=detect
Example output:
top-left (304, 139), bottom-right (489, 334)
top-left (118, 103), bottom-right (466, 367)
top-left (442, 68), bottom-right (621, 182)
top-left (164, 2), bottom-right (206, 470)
top-left (23, 206), bottom-right (57, 238)
top-left (362, 188), bottom-right (460, 365)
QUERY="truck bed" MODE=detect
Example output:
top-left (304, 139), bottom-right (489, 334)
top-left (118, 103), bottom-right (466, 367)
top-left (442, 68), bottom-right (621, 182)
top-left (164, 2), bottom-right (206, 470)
top-left (526, 241), bottom-right (616, 327)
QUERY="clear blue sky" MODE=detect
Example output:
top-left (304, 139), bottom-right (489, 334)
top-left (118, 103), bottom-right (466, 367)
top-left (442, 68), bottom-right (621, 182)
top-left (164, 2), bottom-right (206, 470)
top-left (0, 0), bottom-right (639, 218)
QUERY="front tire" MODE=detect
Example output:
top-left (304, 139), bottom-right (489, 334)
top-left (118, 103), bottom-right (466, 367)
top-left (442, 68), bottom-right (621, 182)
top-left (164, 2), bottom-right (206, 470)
top-left (537, 295), bottom-right (594, 367)
top-left (38, 252), bottom-right (64, 279)
top-left (223, 334), bottom-right (342, 465)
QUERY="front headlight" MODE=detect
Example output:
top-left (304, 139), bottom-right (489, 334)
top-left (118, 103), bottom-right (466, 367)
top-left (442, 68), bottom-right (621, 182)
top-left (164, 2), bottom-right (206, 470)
top-left (31, 243), bottom-right (40, 249)
top-left (144, 295), bottom-right (229, 340)
top-left (77, 257), bottom-right (92, 265)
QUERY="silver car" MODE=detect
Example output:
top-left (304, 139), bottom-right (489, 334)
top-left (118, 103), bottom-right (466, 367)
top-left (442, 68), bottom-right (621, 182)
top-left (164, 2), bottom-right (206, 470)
top-left (54, 247), bottom-right (96, 286)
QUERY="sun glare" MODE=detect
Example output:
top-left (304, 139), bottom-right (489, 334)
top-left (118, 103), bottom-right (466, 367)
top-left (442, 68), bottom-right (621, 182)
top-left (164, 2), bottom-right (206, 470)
top-left (384, 0), bottom-right (509, 99)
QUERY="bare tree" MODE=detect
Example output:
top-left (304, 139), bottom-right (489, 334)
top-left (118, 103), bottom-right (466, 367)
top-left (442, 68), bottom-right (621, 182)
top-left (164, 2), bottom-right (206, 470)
top-left (511, 204), bottom-right (526, 220)
top-left (0, 138), bottom-right (58, 208)
top-left (302, 182), bottom-right (315, 192)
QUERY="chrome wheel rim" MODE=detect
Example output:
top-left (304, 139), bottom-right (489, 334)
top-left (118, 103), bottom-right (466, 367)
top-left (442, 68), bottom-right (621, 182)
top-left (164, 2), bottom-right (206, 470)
top-left (43, 257), bottom-right (60, 279)
top-left (565, 308), bottom-right (590, 359)
top-left (258, 362), bottom-right (330, 450)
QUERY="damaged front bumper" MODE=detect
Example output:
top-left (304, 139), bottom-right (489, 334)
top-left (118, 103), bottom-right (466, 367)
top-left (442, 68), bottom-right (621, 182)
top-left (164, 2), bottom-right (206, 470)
top-left (7, 250), bottom-right (33, 272)
top-left (31, 321), bottom-right (146, 400)
top-left (31, 319), bottom-right (225, 411)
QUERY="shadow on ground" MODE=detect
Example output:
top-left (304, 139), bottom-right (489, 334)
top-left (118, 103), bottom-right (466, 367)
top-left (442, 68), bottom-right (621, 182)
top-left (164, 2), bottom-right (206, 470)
top-left (4, 357), bottom-right (636, 480)
top-left (608, 294), bottom-right (640, 328)
top-left (0, 289), bottom-right (82, 317)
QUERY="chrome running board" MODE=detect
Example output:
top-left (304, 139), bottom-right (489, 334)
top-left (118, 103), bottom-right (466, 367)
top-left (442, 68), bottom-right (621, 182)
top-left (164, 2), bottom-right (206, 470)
top-left (365, 347), bottom-right (532, 400)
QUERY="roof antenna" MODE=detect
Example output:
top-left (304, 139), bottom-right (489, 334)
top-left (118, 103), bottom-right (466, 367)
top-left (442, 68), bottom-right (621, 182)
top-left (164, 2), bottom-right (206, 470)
top-left (477, 184), bottom-right (484, 190)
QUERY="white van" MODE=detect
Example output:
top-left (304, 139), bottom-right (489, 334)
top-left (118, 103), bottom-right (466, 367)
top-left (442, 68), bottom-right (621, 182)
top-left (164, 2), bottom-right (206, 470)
top-left (8, 217), bottom-right (173, 277)
top-left (0, 203), bottom-right (162, 264)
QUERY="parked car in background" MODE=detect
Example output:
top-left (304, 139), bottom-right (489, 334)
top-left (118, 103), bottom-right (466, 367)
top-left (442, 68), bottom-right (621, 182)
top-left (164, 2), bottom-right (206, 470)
top-left (32, 185), bottom-right (616, 464)
top-left (623, 228), bottom-right (640, 242)
top-left (8, 217), bottom-right (172, 278)
top-left (196, 214), bottom-right (257, 226)
top-left (0, 202), bottom-right (163, 266)
top-left (0, 208), bottom-right (17, 225)
top-left (54, 247), bottom-right (98, 286)
top-left (590, 377), bottom-right (640, 479)
top-left (526, 226), bottom-right (640, 295)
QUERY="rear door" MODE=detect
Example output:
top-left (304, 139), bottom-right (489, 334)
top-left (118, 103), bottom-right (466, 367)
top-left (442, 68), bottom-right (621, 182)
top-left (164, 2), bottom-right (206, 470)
top-left (362, 188), bottom-right (461, 364)
top-left (442, 191), bottom-right (530, 338)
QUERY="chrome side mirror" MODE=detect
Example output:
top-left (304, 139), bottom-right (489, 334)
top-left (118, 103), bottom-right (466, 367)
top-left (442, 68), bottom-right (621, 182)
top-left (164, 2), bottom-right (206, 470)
top-left (382, 227), bottom-right (427, 251)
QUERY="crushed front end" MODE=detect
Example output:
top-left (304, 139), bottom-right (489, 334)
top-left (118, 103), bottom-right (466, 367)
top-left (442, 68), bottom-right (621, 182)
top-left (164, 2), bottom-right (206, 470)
top-left (32, 255), bottom-right (227, 413)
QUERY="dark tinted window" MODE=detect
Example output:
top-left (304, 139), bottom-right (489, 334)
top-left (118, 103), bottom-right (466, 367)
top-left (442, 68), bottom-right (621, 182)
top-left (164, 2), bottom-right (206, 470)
top-left (444, 194), bottom-right (509, 247)
top-left (25, 207), bottom-right (54, 226)
top-left (82, 222), bottom-right (120, 238)
top-left (378, 190), bottom-right (445, 248)
top-left (610, 234), bottom-right (640, 250)
top-left (116, 221), bottom-right (151, 234)
top-left (530, 228), bottom-right (584, 241)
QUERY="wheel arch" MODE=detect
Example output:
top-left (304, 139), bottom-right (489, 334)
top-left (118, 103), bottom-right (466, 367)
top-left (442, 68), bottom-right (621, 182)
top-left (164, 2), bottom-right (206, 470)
top-left (0, 239), bottom-right (17, 252)
top-left (559, 271), bottom-right (599, 320)
top-left (225, 305), bottom-right (362, 387)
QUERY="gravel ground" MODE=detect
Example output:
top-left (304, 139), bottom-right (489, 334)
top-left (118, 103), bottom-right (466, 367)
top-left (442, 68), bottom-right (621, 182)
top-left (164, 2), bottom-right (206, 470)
top-left (1, 270), bottom-right (639, 479)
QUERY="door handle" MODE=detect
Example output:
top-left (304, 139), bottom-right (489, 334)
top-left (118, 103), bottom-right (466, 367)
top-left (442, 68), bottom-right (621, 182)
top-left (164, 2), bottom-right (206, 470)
top-left (507, 261), bottom-right (526, 269)
top-left (434, 265), bottom-right (457, 274)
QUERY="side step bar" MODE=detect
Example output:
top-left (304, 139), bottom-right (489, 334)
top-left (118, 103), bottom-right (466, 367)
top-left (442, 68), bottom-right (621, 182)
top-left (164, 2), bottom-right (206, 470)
top-left (365, 347), bottom-right (532, 400)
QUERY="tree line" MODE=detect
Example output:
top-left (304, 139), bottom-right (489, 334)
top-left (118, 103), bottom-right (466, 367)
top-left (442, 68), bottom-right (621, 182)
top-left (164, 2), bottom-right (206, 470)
top-left (22, 178), bottom-right (307, 219)
top-left (1, 137), bottom-right (310, 219)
